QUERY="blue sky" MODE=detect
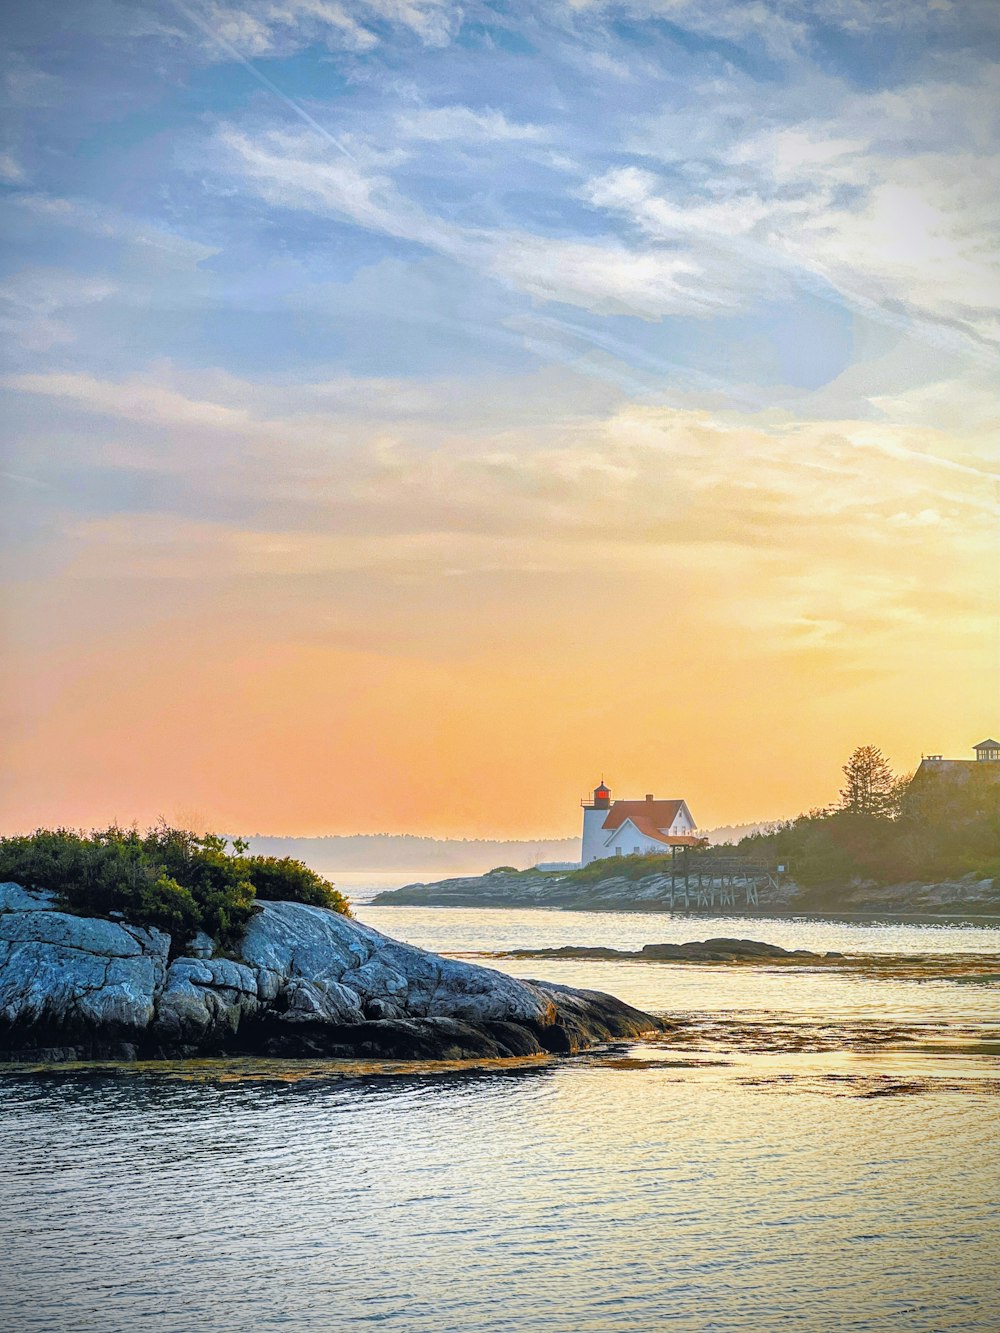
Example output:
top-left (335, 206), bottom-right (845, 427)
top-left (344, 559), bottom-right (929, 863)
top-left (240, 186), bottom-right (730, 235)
top-left (4, 0), bottom-right (997, 391)
top-left (1, 0), bottom-right (998, 833)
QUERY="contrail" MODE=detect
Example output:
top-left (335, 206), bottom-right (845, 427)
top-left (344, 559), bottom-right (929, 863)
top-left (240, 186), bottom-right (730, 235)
top-left (169, 0), bottom-right (357, 160)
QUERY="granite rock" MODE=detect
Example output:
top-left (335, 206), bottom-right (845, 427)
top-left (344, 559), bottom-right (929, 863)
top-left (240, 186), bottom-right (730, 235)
top-left (0, 884), bottom-right (659, 1061)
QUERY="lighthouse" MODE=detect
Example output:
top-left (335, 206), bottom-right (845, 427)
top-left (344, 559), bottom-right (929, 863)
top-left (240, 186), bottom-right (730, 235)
top-left (580, 782), bottom-right (613, 864)
top-left (580, 781), bottom-right (700, 865)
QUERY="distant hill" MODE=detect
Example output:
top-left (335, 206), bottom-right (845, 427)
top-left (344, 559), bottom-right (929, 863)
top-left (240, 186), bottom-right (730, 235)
top-left (242, 833), bottom-right (580, 874)
top-left (703, 821), bottom-right (784, 845)
top-left (242, 824), bottom-right (782, 872)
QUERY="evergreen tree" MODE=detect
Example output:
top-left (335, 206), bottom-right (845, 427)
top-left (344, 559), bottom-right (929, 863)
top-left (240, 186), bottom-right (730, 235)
top-left (838, 745), bottom-right (898, 817)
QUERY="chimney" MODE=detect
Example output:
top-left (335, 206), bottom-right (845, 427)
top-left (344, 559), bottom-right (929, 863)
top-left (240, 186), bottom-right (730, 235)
top-left (645, 793), bottom-right (654, 802)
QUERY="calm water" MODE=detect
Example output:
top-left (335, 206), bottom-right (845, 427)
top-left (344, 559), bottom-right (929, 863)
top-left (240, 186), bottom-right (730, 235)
top-left (2, 897), bottom-right (998, 1332)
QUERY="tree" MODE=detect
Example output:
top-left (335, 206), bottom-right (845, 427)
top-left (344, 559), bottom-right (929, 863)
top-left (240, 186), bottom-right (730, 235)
top-left (838, 745), bottom-right (899, 818)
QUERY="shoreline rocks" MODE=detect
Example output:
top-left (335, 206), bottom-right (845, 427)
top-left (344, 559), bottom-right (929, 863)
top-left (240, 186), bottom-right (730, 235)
top-left (370, 869), bottom-right (1000, 919)
top-left (0, 883), bottom-right (659, 1063)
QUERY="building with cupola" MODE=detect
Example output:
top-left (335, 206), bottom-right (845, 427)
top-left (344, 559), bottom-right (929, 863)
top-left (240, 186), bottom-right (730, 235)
top-left (580, 782), bottom-right (704, 865)
top-left (916, 737), bottom-right (1000, 775)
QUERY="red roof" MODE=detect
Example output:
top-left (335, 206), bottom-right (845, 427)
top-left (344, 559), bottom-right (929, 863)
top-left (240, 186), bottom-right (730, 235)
top-left (602, 800), bottom-right (685, 846)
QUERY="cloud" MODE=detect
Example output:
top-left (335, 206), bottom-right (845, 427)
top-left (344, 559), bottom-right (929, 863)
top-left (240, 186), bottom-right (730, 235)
top-left (8, 362), bottom-right (995, 547)
top-left (11, 375), bottom-right (987, 764)
top-left (564, 0), bottom-right (999, 59)
top-left (733, 104), bottom-right (1000, 350)
top-left (0, 152), bottom-right (26, 183)
top-left (2, 370), bottom-right (259, 433)
top-left (196, 21), bottom-right (1000, 347)
top-left (12, 194), bottom-right (218, 262)
top-left (0, 271), bottom-right (116, 351)
top-left (869, 375), bottom-right (1000, 435)
top-left (210, 124), bottom-right (776, 319)
top-left (213, 125), bottom-right (451, 245)
top-left (398, 105), bottom-right (546, 143)
top-left (595, 67), bottom-right (1000, 352)
top-left (483, 233), bottom-right (719, 318)
top-left (580, 0), bottom-right (811, 60)
top-left (200, 1), bottom-right (377, 55)
top-left (1, 52), bottom-right (62, 109)
top-left (192, 0), bottom-right (458, 58)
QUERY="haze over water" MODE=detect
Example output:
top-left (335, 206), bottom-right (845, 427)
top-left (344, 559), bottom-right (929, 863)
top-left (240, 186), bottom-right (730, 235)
top-left (3, 901), bottom-right (997, 1332)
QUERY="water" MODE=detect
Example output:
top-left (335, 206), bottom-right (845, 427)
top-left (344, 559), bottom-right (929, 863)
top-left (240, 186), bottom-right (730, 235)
top-left (326, 869), bottom-right (466, 905)
top-left (2, 895), bottom-right (998, 1332)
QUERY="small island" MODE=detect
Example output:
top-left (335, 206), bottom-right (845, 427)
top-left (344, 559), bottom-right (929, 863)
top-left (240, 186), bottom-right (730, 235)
top-left (0, 827), bottom-right (658, 1064)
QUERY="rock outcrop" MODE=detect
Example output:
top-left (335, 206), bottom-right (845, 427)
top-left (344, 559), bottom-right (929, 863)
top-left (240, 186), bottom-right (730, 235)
top-left (0, 884), bottom-right (659, 1062)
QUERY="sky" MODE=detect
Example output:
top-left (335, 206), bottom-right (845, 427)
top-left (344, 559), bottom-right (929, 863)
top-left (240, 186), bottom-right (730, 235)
top-left (1, 0), bottom-right (998, 838)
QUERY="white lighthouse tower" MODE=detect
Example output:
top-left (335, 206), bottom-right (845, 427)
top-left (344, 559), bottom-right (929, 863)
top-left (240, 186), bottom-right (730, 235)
top-left (581, 781), bottom-right (613, 864)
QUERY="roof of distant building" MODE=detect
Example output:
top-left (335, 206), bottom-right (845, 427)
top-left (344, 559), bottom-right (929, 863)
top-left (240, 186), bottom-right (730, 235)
top-left (974, 738), bottom-right (999, 749)
top-left (915, 756), bottom-right (1000, 783)
top-left (602, 800), bottom-right (685, 846)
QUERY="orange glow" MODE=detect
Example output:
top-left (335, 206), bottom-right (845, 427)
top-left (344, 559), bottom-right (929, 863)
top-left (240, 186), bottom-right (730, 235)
top-left (2, 395), bottom-right (996, 837)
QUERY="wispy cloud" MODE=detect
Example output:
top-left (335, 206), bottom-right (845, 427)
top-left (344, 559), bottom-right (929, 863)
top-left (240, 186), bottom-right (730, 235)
top-left (190, 0), bottom-right (458, 57)
top-left (0, 151), bottom-right (26, 183)
top-left (194, 34), bottom-right (1000, 352)
top-left (211, 124), bottom-right (782, 319)
top-left (12, 194), bottom-right (219, 262)
top-left (0, 271), bottom-right (116, 351)
top-left (398, 105), bottom-right (547, 143)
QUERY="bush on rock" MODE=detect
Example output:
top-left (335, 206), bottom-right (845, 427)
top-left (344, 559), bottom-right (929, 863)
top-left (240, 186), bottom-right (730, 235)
top-left (240, 854), bottom-right (351, 915)
top-left (0, 824), bottom-right (350, 951)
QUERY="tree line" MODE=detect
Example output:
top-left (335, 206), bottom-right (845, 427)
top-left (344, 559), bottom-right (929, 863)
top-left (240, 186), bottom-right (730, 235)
top-left (730, 745), bottom-right (1000, 887)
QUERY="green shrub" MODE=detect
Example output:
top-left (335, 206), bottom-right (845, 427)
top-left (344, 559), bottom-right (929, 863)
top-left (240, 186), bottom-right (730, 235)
top-left (0, 824), bottom-right (351, 952)
top-left (242, 855), bottom-right (351, 915)
top-left (564, 852), bottom-right (678, 884)
top-left (137, 874), bottom-right (202, 940)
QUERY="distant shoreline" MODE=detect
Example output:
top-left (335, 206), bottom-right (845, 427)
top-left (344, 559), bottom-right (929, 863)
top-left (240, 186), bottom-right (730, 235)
top-left (365, 901), bottom-right (1000, 927)
top-left (368, 867), bottom-right (1000, 924)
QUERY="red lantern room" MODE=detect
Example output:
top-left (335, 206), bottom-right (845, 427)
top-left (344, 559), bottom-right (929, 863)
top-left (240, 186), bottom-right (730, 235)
top-left (593, 782), bottom-right (611, 809)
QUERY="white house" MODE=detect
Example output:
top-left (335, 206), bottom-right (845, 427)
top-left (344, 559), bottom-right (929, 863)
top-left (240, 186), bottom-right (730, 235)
top-left (580, 782), bottom-right (703, 865)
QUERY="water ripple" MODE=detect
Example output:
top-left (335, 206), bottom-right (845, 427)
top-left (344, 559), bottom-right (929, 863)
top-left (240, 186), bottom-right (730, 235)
top-left (2, 910), bottom-right (999, 1331)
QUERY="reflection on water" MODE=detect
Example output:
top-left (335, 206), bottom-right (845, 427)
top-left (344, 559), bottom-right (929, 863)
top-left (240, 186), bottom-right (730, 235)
top-left (361, 902), bottom-right (1000, 956)
top-left (2, 908), bottom-right (998, 1332)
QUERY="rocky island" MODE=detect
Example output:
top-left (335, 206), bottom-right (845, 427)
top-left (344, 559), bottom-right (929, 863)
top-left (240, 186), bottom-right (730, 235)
top-left (0, 883), bottom-right (659, 1063)
top-left (372, 750), bottom-right (1000, 920)
top-left (371, 867), bottom-right (1000, 919)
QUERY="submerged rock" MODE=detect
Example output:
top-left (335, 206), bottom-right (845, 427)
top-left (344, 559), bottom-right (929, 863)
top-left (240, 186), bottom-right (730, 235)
top-left (0, 884), bottom-right (659, 1062)
top-left (500, 937), bottom-right (829, 963)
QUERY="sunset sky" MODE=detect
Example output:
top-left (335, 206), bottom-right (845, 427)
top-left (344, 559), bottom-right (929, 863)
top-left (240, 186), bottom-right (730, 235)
top-left (2, 0), bottom-right (998, 837)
